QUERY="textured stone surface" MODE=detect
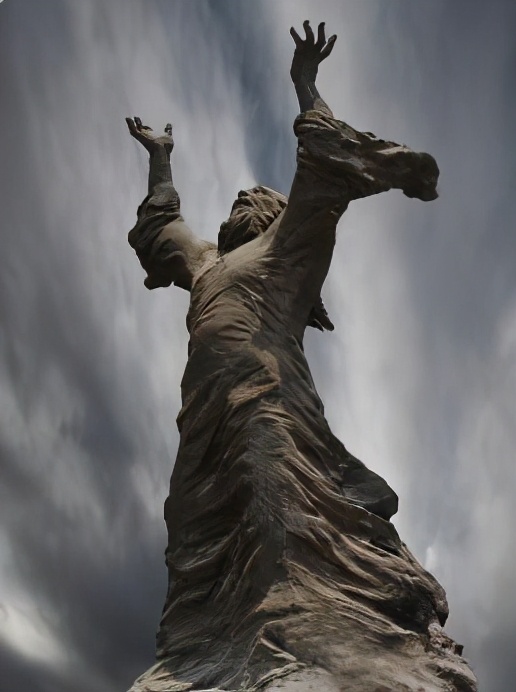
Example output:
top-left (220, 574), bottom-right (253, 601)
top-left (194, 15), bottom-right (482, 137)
top-left (125, 22), bottom-right (476, 692)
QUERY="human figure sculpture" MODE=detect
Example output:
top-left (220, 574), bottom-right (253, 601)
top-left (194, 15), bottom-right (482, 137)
top-left (126, 21), bottom-right (476, 692)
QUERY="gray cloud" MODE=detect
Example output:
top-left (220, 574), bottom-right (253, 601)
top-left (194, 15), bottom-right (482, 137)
top-left (0, 1), bottom-right (514, 690)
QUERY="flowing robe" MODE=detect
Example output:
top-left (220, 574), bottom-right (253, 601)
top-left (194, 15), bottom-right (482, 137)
top-left (129, 112), bottom-right (476, 692)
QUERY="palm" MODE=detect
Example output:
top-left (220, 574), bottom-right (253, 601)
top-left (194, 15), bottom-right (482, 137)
top-left (290, 20), bottom-right (337, 84)
top-left (126, 117), bottom-right (174, 154)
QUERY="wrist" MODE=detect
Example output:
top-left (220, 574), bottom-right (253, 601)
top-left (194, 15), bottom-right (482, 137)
top-left (149, 146), bottom-right (171, 163)
top-left (293, 72), bottom-right (318, 90)
top-left (291, 54), bottom-right (318, 83)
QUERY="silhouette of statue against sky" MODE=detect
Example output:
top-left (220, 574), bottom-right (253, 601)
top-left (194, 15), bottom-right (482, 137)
top-left (125, 20), bottom-right (476, 692)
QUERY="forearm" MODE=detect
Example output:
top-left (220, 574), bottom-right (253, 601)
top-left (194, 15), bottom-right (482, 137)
top-left (148, 147), bottom-right (174, 197)
top-left (293, 78), bottom-right (333, 116)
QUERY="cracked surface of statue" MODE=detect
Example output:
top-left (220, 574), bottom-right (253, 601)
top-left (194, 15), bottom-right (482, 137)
top-left (125, 21), bottom-right (477, 692)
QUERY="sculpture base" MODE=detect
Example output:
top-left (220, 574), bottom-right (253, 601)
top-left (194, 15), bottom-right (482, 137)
top-left (128, 505), bottom-right (477, 692)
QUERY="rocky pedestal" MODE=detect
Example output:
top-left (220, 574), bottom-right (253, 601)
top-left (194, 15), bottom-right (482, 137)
top-left (129, 492), bottom-right (476, 692)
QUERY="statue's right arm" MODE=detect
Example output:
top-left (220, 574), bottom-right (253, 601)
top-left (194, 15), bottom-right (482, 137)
top-left (264, 23), bottom-right (341, 331)
top-left (271, 22), bottom-right (438, 334)
top-left (126, 117), bottom-right (216, 292)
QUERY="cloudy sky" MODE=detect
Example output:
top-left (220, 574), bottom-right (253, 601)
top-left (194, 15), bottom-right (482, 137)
top-left (1, 1), bottom-right (515, 690)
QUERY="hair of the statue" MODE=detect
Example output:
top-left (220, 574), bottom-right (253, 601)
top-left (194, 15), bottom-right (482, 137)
top-left (218, 186), bottom-right (288, 255)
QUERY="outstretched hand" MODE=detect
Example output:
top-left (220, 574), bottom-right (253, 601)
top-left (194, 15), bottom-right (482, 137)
top-left (126, 116), bottom-right (174, 154)
top-left (290, 20), bottom-right (337, 84)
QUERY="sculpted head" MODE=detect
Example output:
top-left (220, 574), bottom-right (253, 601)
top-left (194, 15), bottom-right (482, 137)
top-left (218, 185), bottom-right (288, 255)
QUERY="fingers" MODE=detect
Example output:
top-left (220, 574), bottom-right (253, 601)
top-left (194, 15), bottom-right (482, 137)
top-left (290, 26), bottom-right (302, 47)
top-left (125, 117), bottom-right (137, 134)
top-left (126, 116), bottom-right (148, 137)
top-left (320, 34), bottom-right (337, 60)
top-left (134, 116), bottom-right (153, 132)
top-left (126, 117), bottom-right (172, 141)
top-left (316, 22), bottom-right (326, 49)
top-left (303, 19), bottom-right (314, 46)
top-left (290, 21), bottom-right (335, 58)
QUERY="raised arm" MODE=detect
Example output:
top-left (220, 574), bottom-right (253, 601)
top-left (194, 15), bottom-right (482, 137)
top-left (126, 117), bottom-right (216, 291)
top-left (290, 21), bottom-right (336, 116)
top-left (268, 21), bottom-right (439, 337)
top-left (126, 117), bottom-right (175, 196)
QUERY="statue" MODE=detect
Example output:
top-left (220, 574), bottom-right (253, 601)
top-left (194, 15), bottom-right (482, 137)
top-left (126, 21), bottom-right (477, 692)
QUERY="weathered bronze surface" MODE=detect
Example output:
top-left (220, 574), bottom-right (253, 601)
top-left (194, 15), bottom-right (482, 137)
top-left (126, 21), bottom-right (476, 692)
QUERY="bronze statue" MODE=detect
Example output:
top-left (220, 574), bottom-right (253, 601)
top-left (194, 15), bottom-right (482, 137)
top-left (126, 21), bottom-right (476, 692)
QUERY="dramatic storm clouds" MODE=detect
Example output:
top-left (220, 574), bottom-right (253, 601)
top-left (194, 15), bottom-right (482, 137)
top-left (1, 1), bottom-right (514, 690)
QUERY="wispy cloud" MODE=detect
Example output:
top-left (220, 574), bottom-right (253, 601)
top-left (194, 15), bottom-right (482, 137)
top-left (0, 1), bottom-right (257, 689)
